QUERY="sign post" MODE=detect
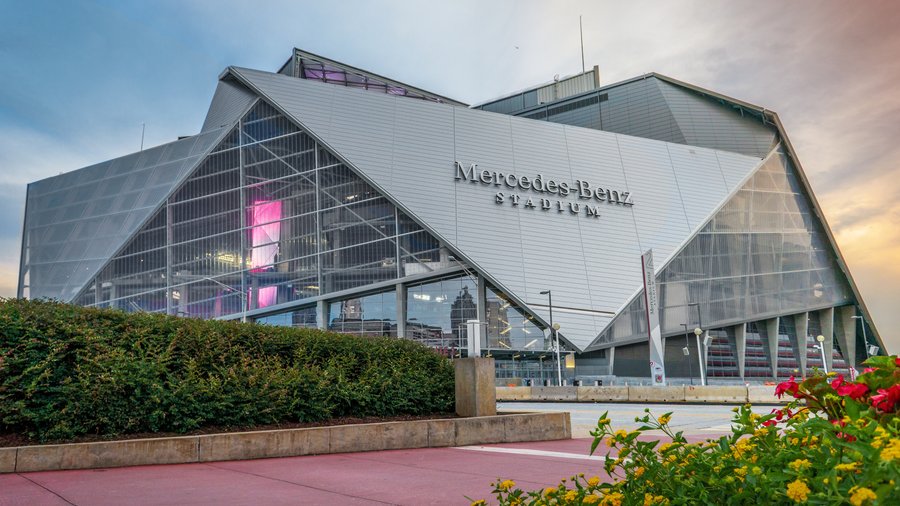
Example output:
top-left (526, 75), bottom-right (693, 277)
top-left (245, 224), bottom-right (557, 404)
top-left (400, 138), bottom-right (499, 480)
top-left (641, 249), bottom-right (666, 386)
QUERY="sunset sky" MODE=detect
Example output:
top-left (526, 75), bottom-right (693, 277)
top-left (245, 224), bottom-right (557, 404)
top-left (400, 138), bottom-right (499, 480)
top-left (1, 0), bottom-right (897, 352)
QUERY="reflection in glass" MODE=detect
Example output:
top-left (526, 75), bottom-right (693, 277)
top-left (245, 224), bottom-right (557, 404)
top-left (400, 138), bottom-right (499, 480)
top-left (406, 275), bottom-right (477, 349)
top-left (485, 286), bottom-right (547, 350)
top-left (328, 291), bottom-right (396, 337)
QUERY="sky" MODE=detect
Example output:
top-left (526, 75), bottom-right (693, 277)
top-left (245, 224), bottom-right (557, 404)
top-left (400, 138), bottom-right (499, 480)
top-left (1, 0), bottom-right (898, 352)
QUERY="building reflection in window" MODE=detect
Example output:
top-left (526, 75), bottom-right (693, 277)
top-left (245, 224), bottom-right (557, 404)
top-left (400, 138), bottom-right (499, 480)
top-left (485, 285), bottom-right (547, 350)
top-left (406, 275), bottom-right (477, 349)
top-left (328, 290), bottom-right (396, 337)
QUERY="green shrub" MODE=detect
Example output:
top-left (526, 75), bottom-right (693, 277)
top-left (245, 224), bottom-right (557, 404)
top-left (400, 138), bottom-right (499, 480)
top-left (481, 356), bottom-right (900, 505)
top-left (0, 299), bottom-right (454, 442)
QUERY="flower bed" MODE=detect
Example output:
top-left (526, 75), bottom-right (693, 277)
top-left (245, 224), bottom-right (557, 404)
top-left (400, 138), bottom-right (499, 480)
top-left (480, 356), bottom-right (900, 505)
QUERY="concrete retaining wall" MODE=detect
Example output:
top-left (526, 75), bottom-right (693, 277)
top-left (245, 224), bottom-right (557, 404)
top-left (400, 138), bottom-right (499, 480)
top-left (497, 385), bottom-right (787, 405)
top-left (1, 412), bottom-right (570, 474)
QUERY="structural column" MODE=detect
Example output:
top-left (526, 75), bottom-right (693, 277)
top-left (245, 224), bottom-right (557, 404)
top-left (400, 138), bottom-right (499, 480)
top-left (819, 307), bottom-right (835, 372)
top-left (765, 317), bottom-right (780, 381)
top-left (836, 305), bottom-right (858, 370)
top-left (395, 283), bottom-right (407, 338)
top-left (734, 323), bottom-right (746, 379)
top-left (794, 312), bottom-right (809, 377)
top-left (316, 299), bottom-right (327, 330)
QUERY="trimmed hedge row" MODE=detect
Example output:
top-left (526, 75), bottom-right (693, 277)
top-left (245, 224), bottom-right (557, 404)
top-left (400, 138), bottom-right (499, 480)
top-left (0, 299), bottom-right (454, 442)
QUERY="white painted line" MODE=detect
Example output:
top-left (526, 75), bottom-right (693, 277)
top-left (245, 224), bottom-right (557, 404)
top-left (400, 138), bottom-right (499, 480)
top-left (453, 446), bottom-right (610, 461)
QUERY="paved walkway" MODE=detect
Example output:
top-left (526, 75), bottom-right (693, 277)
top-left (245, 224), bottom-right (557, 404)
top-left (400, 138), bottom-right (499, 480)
top-left (0, 403), bottom-right (747, 505)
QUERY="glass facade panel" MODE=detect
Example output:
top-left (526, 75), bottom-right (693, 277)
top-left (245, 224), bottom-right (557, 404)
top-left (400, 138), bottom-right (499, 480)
top-left (71, 100), bottom-right (454, 320)
top-left (485, 285), bottom-right (548, 351)
top-left (256, 306), bottom-right (317, 328)
top-left (406, 275), bottom-right (477, 349)
top-left (597, 148), bottom-right (854, 346)
top-left (328, 291), bottom-right (396, 336)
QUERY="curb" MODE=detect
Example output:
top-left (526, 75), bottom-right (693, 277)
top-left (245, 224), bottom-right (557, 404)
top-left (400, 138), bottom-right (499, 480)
top-left (1, 412), bottom-right (571, 474)
top-left (497, 385), bottom-right (787, 404)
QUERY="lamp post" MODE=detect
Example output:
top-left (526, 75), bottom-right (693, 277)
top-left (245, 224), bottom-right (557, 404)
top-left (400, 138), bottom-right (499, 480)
top-left (816, 334), bottom-right (828, 374)
top-left (694, 327), bottom-right (706, 386)
top-left (540, 290), bottom-right (563, 386)
top-left (680, 323), bottom-right (694, 385)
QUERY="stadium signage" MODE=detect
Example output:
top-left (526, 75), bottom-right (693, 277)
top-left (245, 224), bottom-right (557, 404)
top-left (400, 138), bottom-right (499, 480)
top-left (453, 161), bottom-right (633, 219)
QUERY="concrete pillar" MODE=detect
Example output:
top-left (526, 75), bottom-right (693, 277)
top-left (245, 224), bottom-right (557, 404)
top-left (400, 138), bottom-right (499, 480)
top-left (794, 312), bottom-right (809, 377)
top-left (766, 317), bottom-right (780, 380)
top-left (395, 283), bottom-right (407, 337)
top-left (819, 307), bottom-right (835, 372)
top-left (734, 323), bottom-right (746, 379)
top-left (475, 274), bottom-right (487, 325)
top-left (316, 299), bottom-right (327, 330)
top-left (836, 306), bottom-right (857, 369)
top-left (455, 357), bottom-right (496, 417)
top-left (608, 347), bottom-right (616, 376)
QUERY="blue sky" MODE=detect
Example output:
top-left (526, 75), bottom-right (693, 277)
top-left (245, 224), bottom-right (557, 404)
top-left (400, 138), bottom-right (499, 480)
top-left (2, 0), bottom-right (898, 352)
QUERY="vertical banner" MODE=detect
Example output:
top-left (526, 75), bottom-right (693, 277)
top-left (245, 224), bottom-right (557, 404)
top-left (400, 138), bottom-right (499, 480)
top-left (641, 249), bottom-right (666, 386)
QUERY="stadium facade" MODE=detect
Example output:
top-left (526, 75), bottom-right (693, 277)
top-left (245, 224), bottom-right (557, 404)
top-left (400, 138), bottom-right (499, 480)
top-left (18, 48), bottom-right (884, 383)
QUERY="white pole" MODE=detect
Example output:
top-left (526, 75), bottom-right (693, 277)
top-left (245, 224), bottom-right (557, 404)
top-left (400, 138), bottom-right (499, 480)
top-left (695, 329), bottom-right (706, 386)
top-left (555, 326), bottom-right (563, 386)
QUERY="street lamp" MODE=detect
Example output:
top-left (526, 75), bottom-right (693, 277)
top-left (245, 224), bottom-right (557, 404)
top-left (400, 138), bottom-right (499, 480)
top-left (816, 334), bottom-right (828, 374)
top-left (694, 327), bottom-right (706, 386)
top-left (540, 289), bottom-right (563, 386)
top-left (680, 323), bottom-right (694, 385)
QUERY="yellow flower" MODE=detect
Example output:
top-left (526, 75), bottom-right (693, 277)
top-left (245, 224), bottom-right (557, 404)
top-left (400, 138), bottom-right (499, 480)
top-left (643, 493), bottom-right (669, 506)
top-left (751, 466), bottom-right (762, 476)
top-left (614, 429), bottom-right (628, 438)
top-left (880, 438), bottom-right (900, 460)
top-left (498, 479), bottom-right (516, 491)
top-left (657, 414), bottom-right (671, 425)
top-left (584, 495), bottom-right (601, 505)
top-left (732, 438), bottom-right (754, 459)
top-left (587, 476), bottom-right (600, 487)
top-left (849, 486), bottom-right (877, 506)
top-left (634, 466), bottom-right (645, 478)
top-left (565, 490), bottom-right (577, 501)
top-left (544, 487), bottom-right (557, 496)
top-left (470, 501), bottom-right (486, 506)
top-left (598, 417), bottom-right (611, 425)
top-left (605, 436), bottom-right (616, 447)
top-left (734, 466), bottom-right (748, 477)
top-left (835, 462), bottom-right (859, 473)
top-left (754, 427), bottom-right (771, 437)
top-left (786, 479), bottom-right (810, 503)
top-left (789, 459), bottom-right (812, 472)
top-left (601, 492), bottom-right (624, 506)
top-left (658, 442), bottom-right (678, 453)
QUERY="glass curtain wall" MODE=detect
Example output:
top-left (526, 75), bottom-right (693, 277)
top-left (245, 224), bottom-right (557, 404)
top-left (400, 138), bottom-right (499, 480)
top-left (484, 285), bottom-right (547, 351)
top-left (73, 100), bottom-right (446, 319)
top-left (406, 275), bottom-right (477, 349)
top-left (596, 148), bottom-right (853, 346)
top-left (328, 291), bottom-right (397, 337)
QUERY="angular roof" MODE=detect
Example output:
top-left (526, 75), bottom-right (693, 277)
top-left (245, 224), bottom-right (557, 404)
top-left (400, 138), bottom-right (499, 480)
top-left (226, 66), bottom-right (764, 350)
top-left (20, 127), bottom-right (227, 301)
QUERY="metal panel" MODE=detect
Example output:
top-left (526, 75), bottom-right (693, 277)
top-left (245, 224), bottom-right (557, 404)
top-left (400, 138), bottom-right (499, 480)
top-left (225, 68), bottom-right (764, 350)
top-left (21, 128), bottom-right (226, 301)
top-left (201, 80), bottom-right (257, 132)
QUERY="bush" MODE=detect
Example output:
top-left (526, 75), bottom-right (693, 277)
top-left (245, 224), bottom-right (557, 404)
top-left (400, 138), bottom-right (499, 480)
top-left (0, 299), bottom-right (454, 442)
top-left (482, 356), bottom-right (900, 505)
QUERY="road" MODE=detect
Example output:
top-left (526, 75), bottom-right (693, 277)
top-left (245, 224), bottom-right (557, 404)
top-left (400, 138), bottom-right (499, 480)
top-left (498, 401), bottom-right (774, 438)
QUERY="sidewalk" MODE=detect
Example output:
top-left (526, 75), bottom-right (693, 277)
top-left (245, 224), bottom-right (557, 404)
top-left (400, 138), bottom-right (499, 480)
top-left (1, 439), bottom-right (602, 505)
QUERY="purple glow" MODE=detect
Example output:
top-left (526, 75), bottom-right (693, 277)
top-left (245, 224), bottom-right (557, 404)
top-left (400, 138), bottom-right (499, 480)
top-left (257, 286), bottom-right (277, 308)
top-left (249, 200), bottom-right (282, 272)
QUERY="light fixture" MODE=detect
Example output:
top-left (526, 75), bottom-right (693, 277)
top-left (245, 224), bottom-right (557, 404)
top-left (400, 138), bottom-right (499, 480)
top-left (524, 339), bottom-right (538, 349)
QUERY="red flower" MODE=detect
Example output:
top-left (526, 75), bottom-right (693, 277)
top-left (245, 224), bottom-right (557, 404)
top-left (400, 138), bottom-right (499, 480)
top-left (830, 375), bottom-right (845, 389)
top-left (895, 357), bottom-right (900, 367)
top-left (762, 420), bottom-right (777, 427)
top-left (870, 384), bottom-right (900, 412)
top-left (836, 382), bottom-right (869, 400)
top-left (863, 367), bottom-right (878, 374)
top-left (774, 376), bottom-right (800, 399)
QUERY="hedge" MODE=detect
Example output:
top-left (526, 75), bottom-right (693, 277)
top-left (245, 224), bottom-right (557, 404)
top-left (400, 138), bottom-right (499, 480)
top-left (0, 299), bottom-right (454, 442)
